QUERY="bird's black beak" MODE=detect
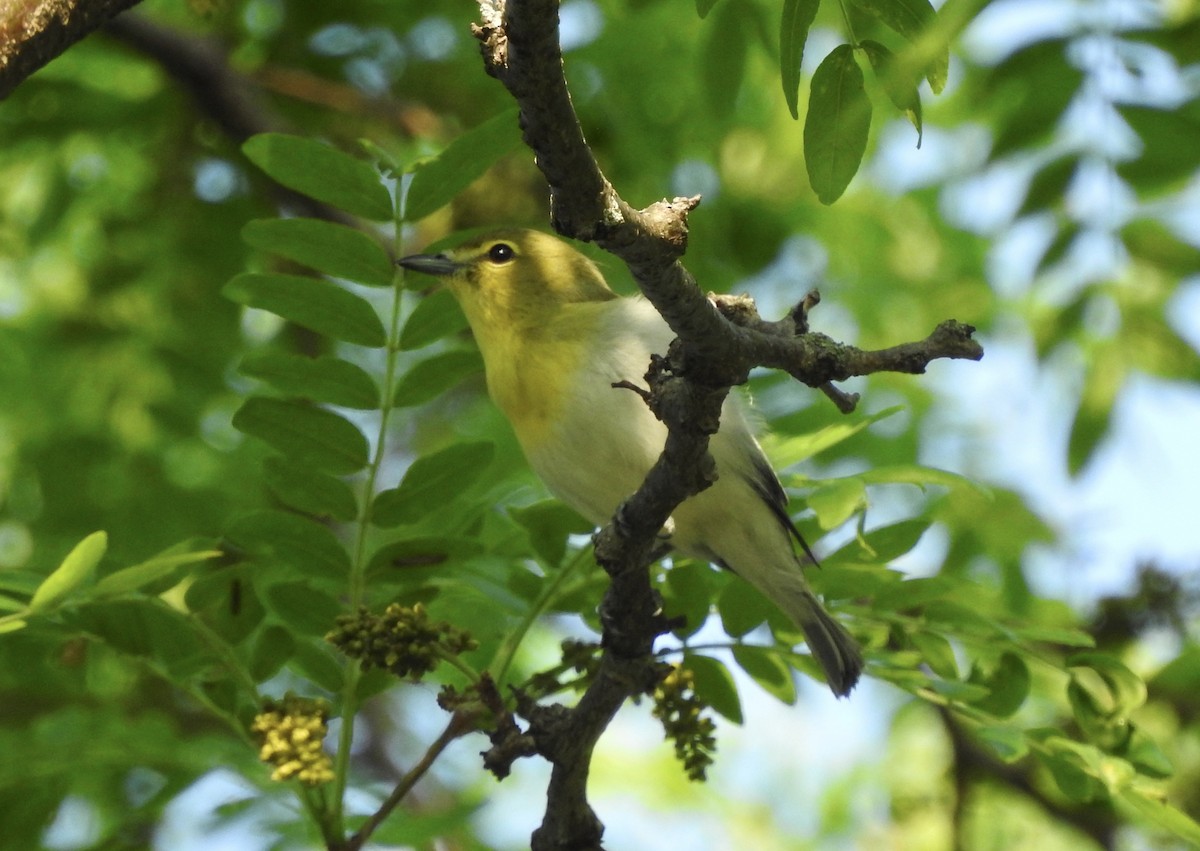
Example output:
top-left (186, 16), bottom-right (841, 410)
top-left (397, 253), bottom-right (461, 277)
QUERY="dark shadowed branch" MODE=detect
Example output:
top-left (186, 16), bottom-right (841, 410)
top-left (471, 1), bottom-right (983, 849)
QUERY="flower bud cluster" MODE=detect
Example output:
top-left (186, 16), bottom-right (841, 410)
top-left (651, 665), bottom-right (717, 782)
top-left (326, 603), bottom-right (477, 679)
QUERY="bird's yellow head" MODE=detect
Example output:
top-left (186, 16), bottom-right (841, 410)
top-left (398, 229), bottom-right (617, 345)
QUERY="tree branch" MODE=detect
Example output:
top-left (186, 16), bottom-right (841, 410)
top-left (0, 0), bottom-right (143, 99)
top-left (472, 2), bottom-right (983, 848)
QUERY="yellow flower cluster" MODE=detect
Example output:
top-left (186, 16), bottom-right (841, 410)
top-left (251, 695), bottom-right (335, 786)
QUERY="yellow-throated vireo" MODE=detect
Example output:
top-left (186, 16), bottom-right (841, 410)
top-left (399, 229), bottom-right (862, 697)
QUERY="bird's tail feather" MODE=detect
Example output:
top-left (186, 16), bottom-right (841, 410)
top-left (786, 590), bottom-right (863, 698)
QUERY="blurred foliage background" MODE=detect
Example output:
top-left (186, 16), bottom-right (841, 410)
top-left (0, 0), bottom-right (1198, 848)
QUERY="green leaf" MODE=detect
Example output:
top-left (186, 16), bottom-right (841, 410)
top-left (985, 39), bottom-right (1081, 159)
top-left (704, 1), bottom-right (749, 116)
top-left (70, 599), bottom-right (215, 678)
top-left (372, 442), bottom-right (495, 527)
top-left (263, 582), bottom-right (343, 638)
top-left (969, 651), bottom-right (1030, 718)
top-left (243, 133), bottom-right (393, 221)
top-left (848, 0), bottom-right (948, 93)
top-left (93, 547), bottom-right (221, 598)
top-left (1018, 156), bottom-right (1078, 217)
top-left (1118, 788), bottom-right (1200, 844)
top-left (291, 638), bottom-right (345, 691)
top-left (241, 218), bottom-right (395, 287)
top-left (29, 531), bottom-right (107, 613)
top-left (1118, 100), bottom-right (1200, 193)
top-left (404, 110), bottom-right (521, 222)
top-left (806, 477), bottom-right (866, 529)
top-left (685, 653), bottom-right (743, 724)
top-left (732, 645), bottom-right (797, 704)
top-left (239, 351), bottom-right (380, 410)
top-left (223, 273), bottom-right (387, 348)
top-left (872, 575), bottom-right (955, 610)
top-left (1068, 653), bottom-right (1148, 716)
top-left (366, 537), bottom-right (485, 581)
top-left (233, 397), bottom-right (369, 475)
top-left (695, 0), bottom-right (720, 17)
top-left (0, 619), bottom-right (28, 634)
top-left (717, 577), bottom-right (775, 637)
top-left (509, 500), bottom-right (594, 566)
top-left (1123, 729), bottom-right (1174, 779)
top-left (829, 520), bottom-right (931, 567)
top-left (249, 625), bottom-right (296, 683)
top-left (399, 289), bottom-right (469, 350)
top-left (779, 0), bottom-right (820, 119)
top-left (858, 463), bottom-right (991, 497)
top-left (767, 406), bottom-right (901, 468)
top-left (910, 630), bottom-right (957, 679)
top-left (392, 349), bottom-right (483, 408)
top-left (262, 457), bottom-right (359, 522)
top-left (1012, 625), bottom-right (1095, 648)
top-left (1039, 751), bottom-right (1100, 802)
top-left (224, 510), bottom-right (352, 580)
top-left (663, 562), bottom-right (716, 639)
top-left (975, 726), bottom-right (1029, 762)
top-left (860, 39), bottom-right (922, 142)
top-left (805, 44), bottom-right (871, 205)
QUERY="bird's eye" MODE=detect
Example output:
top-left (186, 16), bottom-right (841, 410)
top-left (487, 243), bottom-right (515, 263)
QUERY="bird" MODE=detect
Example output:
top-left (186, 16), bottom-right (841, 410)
top-left (398, 228), bottom-right (863, 697)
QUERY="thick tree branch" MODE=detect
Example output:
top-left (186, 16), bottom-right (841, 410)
top-left (472, 2), bottom-right (983, 848)
top-left (476, 0), bottom-right (980, 847)
top-left (0, 0), bottom-right (142, 99)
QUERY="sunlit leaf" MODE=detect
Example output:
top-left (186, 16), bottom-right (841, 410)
top-left (1118, 790), bottom-right (1200, 845)
top-left (29, 531), bottom-right (107, 613)
top-left (806, 476), bottom-right (866, 529)
top-left (94, 546), bottom-right (221, 598)
top-left (767, 406), bottom-right (901, 468)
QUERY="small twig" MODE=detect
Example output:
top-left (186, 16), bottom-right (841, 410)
top-left (338, 712), bottom-right (476, 851)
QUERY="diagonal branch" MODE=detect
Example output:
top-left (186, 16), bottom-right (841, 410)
top-left (0, 0), bottom-right (143, 99)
